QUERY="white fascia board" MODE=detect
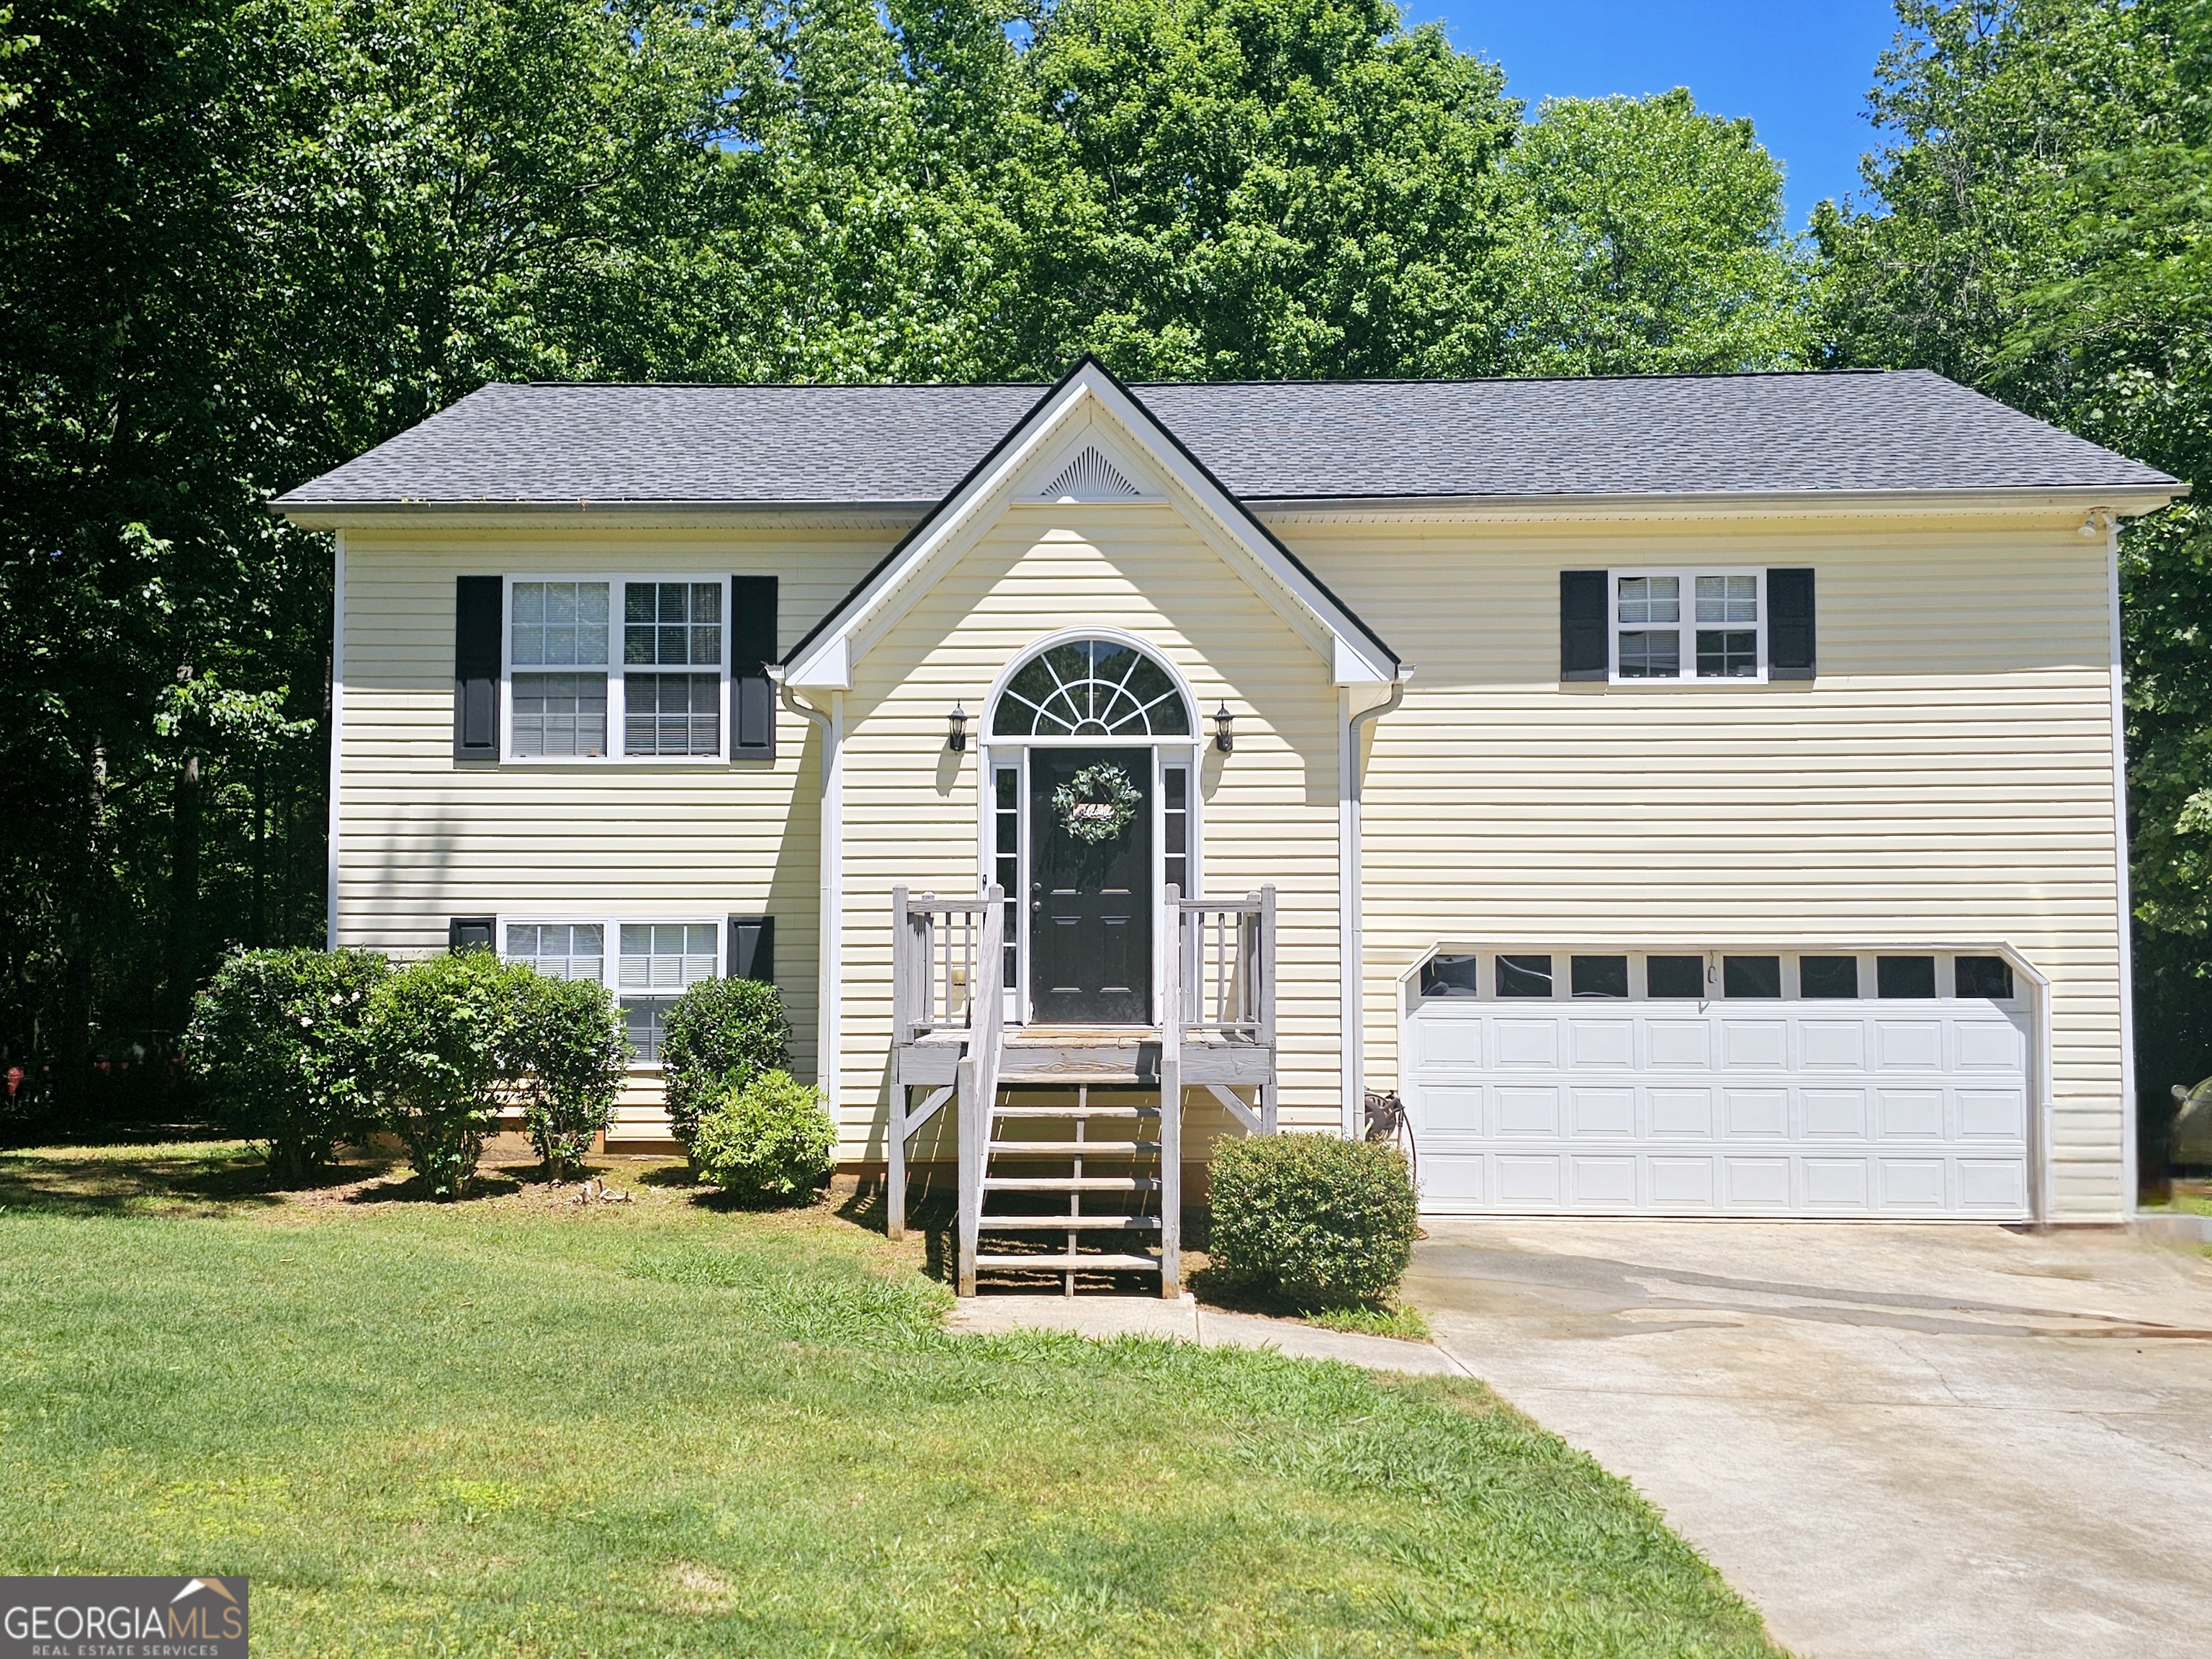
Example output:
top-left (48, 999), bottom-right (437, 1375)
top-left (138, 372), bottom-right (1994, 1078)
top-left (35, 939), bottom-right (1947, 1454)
top-left (783, 362), bottom-right (1400, 690)
top-left (1333, 634), bottom-right (1387, 685)
top-left (781, 374), bottom-right (1095, 688)
top-left (1077, 372), bottom-right (1399, 684)
top-left (790, 635), bottom-right (850, 691)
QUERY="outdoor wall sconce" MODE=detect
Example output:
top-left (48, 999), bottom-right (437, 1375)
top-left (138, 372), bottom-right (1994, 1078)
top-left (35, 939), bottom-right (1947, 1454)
top-left (945, 703), bottom-right (968, 752)
top-left (1211, 703), bottom-right (1235, 753)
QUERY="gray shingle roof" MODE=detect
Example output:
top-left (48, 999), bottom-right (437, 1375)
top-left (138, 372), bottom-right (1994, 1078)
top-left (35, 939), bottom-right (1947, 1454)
top-left (274, 369), bottom-right (2176, 509)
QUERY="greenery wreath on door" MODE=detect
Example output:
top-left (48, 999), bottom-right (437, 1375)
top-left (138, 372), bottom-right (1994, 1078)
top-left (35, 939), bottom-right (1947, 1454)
top-left (1051, 762), bottom-right (1141, 844)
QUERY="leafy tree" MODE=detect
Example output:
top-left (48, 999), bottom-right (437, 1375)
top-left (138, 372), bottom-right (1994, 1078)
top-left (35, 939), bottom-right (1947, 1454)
top-left (1495, 89), bottom-right (1813, 375)
top-left (1817, 0), bottom-right (2212, 1158)
top-left (1000, 0), bottom-right (1521, 378)
top-left (0, 0), bottom-right (757, 1115)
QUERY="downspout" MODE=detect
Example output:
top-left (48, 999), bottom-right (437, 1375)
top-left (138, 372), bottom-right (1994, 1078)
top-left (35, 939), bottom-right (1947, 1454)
top-left (2104, 510), bottom-right (2138, 1217)
top-left (1340, 672), bottom-right (1408, 1138)
top-left (779, 677), bottom-right (842, 1113)
top-left (325, 529), bottom-right (346, 950)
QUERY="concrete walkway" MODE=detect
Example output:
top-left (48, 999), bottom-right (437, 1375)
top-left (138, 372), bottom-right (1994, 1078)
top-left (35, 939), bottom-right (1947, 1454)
top-left (1404, 1220), bottom-right (2212, 1659)
top-left (948, 1292), bottom-right (1463, 1374)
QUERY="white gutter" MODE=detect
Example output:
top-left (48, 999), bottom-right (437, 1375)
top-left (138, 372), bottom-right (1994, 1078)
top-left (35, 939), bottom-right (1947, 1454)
top-left (1339, 673), bottom-right (1408, 1137)
top-left (2108, 514), bottom-right (2139, 1214)
top-left (778, 679), bottom-right (843, 1112)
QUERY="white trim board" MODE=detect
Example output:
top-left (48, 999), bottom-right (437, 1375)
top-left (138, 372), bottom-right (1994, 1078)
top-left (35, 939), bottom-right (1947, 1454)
top-left (782, 359), bottom-right (1397, 691)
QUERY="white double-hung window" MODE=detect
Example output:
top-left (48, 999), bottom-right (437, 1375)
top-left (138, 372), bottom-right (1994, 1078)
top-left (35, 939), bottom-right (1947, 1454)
top-left (1611, 568), bottom-right (1766, 683)
top-left (505, 577), bottom-right (727, 760)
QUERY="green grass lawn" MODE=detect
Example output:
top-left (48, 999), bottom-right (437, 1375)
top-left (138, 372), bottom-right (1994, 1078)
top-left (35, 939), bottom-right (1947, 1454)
top-left (0, 1141), bottom-right (1776, 1658)
top-left (2149, 1178), bottom-right (2212, 1217)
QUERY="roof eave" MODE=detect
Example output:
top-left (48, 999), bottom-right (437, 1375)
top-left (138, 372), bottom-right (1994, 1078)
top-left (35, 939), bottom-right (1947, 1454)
top-left (1247, 482), bottom-right (2187, 518)
top-left (271, 498), bottom-right (935, 531)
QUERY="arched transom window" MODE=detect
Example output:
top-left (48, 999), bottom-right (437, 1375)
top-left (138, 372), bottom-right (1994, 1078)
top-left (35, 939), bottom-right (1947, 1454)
top-left (991, 638), bottom-right (1192, 737)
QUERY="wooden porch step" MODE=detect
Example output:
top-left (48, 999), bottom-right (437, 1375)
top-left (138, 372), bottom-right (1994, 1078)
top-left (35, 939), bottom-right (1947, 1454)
top-left (974, 1252), bottom-right (1161, 1272)
top-left (974, 1213), bottom-right (1160, 1231)
top-left (986, 1140), bottom-right (1161, 1155)
top-left (981, 1175), bottom-right (1161, 1193)
top-left (991, 1102), bottom-right (1159, 1118)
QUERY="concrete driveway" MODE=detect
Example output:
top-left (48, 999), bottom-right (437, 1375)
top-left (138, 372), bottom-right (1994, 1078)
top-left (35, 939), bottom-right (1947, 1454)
top-left (1405, 1220), bottom-right (2212, 1659)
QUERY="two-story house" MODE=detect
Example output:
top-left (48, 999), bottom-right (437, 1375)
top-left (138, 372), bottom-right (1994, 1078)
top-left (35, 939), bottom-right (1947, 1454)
top-left (278, 359), bottom-right (2179, 1292)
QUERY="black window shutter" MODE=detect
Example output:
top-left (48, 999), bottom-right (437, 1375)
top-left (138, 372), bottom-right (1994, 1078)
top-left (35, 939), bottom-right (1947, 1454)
top-left (454, 576), bottom-right (502, 759)
top-left (1768, 568), bottom-right (1816, 680)
top-left (727, 914), bottom-right (774, 983)
top-left (1560, 570), bottom-right (1608, 681)
top-left (449, 916), bottom-right (495, 953)
top-left (731, 575), bottom-right (778, 757)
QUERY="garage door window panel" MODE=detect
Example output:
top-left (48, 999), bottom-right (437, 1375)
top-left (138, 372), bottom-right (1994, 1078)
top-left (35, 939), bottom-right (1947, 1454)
top-left (1877, 956), bottom-right (1938, 999)
top-left (1420, 953), bottom-right (1480, 998)
top-left (1723, 956), bottom-right (1781, 999)
top-left (1572, 955), bottom-right (1629, 998)
top-left (1646, 955), bottom-right (1706, 999)
top-left (1496, 955), bottom-right (1555, 997)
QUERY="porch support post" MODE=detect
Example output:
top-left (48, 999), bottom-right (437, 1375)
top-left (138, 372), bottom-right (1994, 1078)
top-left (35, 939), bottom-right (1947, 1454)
top-left (1159, 884), bottom-right (1182, 1298)
top-left (1259, 884), bottom-right (1278, 1136)
top-left (956, 1052), bottom-right (979, 1297)
top-left (888, 1087), bottom-right (909, 1241)
top-left (889, 885), bottom-right (910, 1239)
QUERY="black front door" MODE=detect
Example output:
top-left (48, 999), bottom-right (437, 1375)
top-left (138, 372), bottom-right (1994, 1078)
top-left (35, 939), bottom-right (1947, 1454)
top-left (1029, 747), bottom-right (1152, 1025)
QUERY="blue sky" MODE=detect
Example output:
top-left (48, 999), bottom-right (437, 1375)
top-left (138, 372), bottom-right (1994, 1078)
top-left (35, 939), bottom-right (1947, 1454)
top-left (1417, 1), bottom-right (1908, 228)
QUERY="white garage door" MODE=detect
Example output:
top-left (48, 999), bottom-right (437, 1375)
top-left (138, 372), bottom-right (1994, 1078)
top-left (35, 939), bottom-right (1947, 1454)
top-left (1401, 950), bottom-right (2033, 1219)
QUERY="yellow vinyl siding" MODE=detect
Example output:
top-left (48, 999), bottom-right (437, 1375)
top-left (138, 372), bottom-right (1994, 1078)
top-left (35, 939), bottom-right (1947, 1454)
top-left (837, 503), bottom-right (1344, 1159)
top-left (333, 524), bottom-right (892, 1133)
top-left (1277, 508), bottom-right (2130, 1221)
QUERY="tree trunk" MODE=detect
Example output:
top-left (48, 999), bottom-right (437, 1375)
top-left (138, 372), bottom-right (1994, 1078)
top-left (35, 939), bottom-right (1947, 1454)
top-left (58, 742), bottom-right (109, 1117)
top-left (251, 750), bottom-right (266, 947)
top-left (168, 752), bottom-right (202, 1032)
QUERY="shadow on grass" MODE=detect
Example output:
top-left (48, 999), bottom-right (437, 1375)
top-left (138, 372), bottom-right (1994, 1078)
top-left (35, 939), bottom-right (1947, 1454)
top-left (0, 1143), bottom-right (385, 1218)
top-left (835, 1176), bottom-right (961, 1281)
top-left (1188, 1259), bottom-right (1431, 1341)
top-left (342, 1170), bottom-right (523, 1205)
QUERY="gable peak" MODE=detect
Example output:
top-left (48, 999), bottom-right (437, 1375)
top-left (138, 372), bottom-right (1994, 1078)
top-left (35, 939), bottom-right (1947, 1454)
top-left (1036, 442), bottom-right (1143, 503)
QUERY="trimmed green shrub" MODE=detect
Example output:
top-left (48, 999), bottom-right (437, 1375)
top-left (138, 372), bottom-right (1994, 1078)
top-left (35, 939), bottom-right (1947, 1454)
top-left (1207, 1133), bottom-right (1418, 1306)
top-left (690, 1069), bottom-right (834, 1203)
top-left (659, 976), bottom-right (791, 1145)
top-left (184, 947), bottom-right (390, 1182)
top-left (367, 950), bottom-right (536, 1197)
top-left (511, 971), bottom-right (631, 1179)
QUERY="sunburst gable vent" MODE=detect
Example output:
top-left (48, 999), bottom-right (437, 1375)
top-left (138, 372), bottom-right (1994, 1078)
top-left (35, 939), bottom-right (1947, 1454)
top-left (1036, 444), bottom-right (1143, 503)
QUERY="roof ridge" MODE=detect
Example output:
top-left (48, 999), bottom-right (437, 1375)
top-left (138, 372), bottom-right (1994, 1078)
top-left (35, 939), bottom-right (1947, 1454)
top-left (501, 369), bottom-right (1908, 392)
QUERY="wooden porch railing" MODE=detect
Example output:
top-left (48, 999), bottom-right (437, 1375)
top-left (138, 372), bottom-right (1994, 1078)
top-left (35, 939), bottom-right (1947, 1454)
top-left (887, 886), bottom-right (1002, 1241)
top-left (1161, 885), bottom-right (1277, 1292)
